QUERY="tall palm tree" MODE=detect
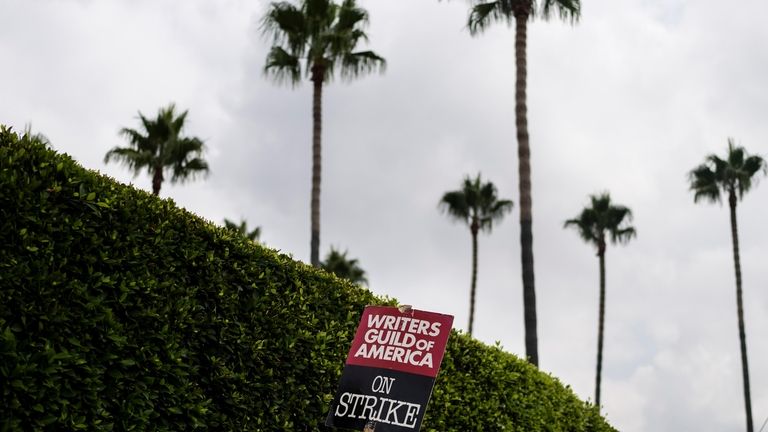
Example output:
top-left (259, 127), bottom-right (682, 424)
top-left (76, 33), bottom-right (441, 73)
top-left (105, 104), bottom-right (208, 196)
top-left (262, 0), bottom-right (385, 267)
top-left (321, 247), bottom-right (368, 285)
top-left (439, 173), bottom-right (513, 336)
top-left (466, 0), bottom-right (580, 366)
top-left (689, 139), bottom-right (766, 432)
top-left (224, 218), bottom-right (262, 243)
top-left (564, 192), bottom-right (635, 410)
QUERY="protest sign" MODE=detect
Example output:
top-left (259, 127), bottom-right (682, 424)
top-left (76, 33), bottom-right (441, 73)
top-left (326, 306), bottom-right (453, 431)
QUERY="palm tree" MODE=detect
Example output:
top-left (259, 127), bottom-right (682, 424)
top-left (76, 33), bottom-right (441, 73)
top-left (224, 218), bottom-right (262, 242)
top-left (439, 173), bottom-right (513, 336)
top-left (564, 192), bottom-right (635, 410)
top-left (321, 247), bottom-right (368, 285)
top-left (689, 139), bottom-right (766, 432)
top-left (262, 0), bottom-right (385, 267)
top-left (22, 125), bottom-right (50, 147)
top-left (466, 0), bottom-right (580, 366)
top-left (105, 104), bottom-right (208, 196)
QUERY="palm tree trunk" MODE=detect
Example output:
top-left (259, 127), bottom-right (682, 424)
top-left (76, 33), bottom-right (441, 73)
top-left (729, 192), bottom-right (753, 432)
top-left (310, 66), bottom-right (324, 267)
top-left (469, 225), bottom-right (479, 336)
top-left (595, 245), bottom-right (606, 410)
top-left (152, 166), bottom-right (163, 196)
top-left (515, 10), bottom-right (538, 366)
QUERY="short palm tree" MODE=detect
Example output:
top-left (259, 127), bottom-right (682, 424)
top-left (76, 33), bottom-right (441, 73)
top-left (321, 247), bottom-right (368, 285)
top-left (689, 139), bottom-right (766, 432)
top-left (262, 0), bottom-right (385, 267)
top-left (224, 218), bottom-right (261, 243)
top-left (440, 173), bottom-right (513, 336)
top-left (21, 125), bottom-right (50, 147)
top-left (564, 192), bottom-right (635, 410)
top-left (466, 0), bottom-right (580, 366)
top-left (105, 104), bottom-right (208, 196)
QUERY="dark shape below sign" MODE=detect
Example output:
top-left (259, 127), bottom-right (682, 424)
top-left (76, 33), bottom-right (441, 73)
top-left (328, 365), bottom-right (434, 430)
top-left (326, 306), bottom-right (454, 431)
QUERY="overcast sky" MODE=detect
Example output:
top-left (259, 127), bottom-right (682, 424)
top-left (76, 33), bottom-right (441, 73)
top-left (2, 0), bottom-right (768, 430)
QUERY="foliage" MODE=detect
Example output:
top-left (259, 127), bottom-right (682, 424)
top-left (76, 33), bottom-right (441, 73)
top-left (104, 103), bottom-right (208, 195)
top-left (467, 0), bottom-right (581, 35)
top-left (564, 193), bottom-right (635, 251)
top-left (0, 127), bottom-right (615, 431)
top-left (320, 247), bottom-right (367, 285)
top-left (261, 0), bottom-right (386, 85)
top-left (439, 173), bottom-right (513, 233)
top-left (223, 218), bottom-right (261, 243)
top-left (688, 138), bottom-right (766, 204)
top-left (426, 337), bottom-right (615, 432)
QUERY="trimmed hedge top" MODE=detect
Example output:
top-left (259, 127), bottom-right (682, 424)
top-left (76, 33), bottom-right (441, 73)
top-left (0, 127), bottom-right (615, 431)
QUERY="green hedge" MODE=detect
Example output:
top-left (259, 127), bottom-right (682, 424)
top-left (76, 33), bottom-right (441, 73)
top-left (0, 127), bottom-right (615, 431)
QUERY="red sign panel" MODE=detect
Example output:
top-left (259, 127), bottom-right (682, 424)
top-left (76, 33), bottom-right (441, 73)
top-left (344, 306), bottom-right (454, 378)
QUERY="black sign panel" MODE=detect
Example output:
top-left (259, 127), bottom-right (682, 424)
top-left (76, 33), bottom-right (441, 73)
top-left (326, 365), bottom-right (435, 431)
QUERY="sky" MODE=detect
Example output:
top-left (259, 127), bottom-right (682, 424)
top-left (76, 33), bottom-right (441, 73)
top-left (2, 0), bottom-right (768, 430)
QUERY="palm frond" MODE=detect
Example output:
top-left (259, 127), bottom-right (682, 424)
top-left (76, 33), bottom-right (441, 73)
top-left (324, 28), bottom-right (367, 59)
top-left (439, 191), bottom-right (471, 223)
top-left (171, 157), bottom-right (209, 182)
top-left (21, 125), bottom-right (50, 147)
top-left (335, 0), bottom-right (368, 32)
top-left (727, 139), bottom-right (744, 168)
top-left (612, 226), bottom-right (636, 244)
top-left (477, 181), bottom-right (512, 231)
top-left (262, 0), bottom-right (383, 86)
top-left (118, 127), bottom-right (148, 145)
top-left (224, 218), bottom-right (241, 231)
top-left (262, 1), bottom-right (308, 55)
top-left (564, 213), bottom-right (599, 244)
top-left (265, 46), bottom-right (303, 85)
top-left (742, 155), bottom-right (767, 177)
top-left (348, 28), bottom-right (369, 47)
top-left (107, 104), bottom-right (208, 192)
top-left (321, 246), bottom-right (368, 285)
top-left (340, 50), bottom-right (386, 80)
top-left (224, 218), bottom-right (261, 242)
top-left (689, 139), bottom-right (766, 203)
top-left (739, 155), bottom-right (767, 197)
top-left (468, 1), bottom-right (513, 36)
top-left (166, 105), bottom-right (189, 135)
top-left (688, 163), bottom-right (721, 204)
top-left (565, 192), bottom-right (636, 249)
top-left (103, 147), bottom-right (154, 176)
top-left (305, 0), bottom-right (336, 30)
top-left (466, 0), bottom-right (580, 34)
top-left (540, 0), bottom-right (581, 23)
top-left (138, 114), bottom-right (156, 138)
top-left (488, 199), bottom-right (514, 222)
top-left (171, 137), bottom-right (205, 160)
top-left (440, 173), bottom-right (512, 232)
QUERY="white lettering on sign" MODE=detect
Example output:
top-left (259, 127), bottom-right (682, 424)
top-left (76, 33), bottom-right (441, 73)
top-left (334, 392), bottom-right (422, 429)
top-left (353, 314), bottom-right (444, 368)
top-left (371, 375), bottom-right (395, 394)
top-left (366, 314), bottom-right (441, 336)
top-left (353, 343), bottom-right (433, 368)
